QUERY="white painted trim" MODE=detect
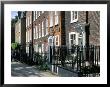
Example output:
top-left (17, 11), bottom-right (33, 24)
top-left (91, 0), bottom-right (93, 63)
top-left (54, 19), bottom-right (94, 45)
top-left (76, 33), bottom-right (79, 45)
top-left (45, 19), bottom-right (48, 36)
top-left (39, 24), bottom-right (41, 38)
top-left (70, 11), bottom-right (78, 23)
top-left (35, 11), bottom-right (37, 19)
top-left (69, 32), bottom-right (78, 48)
top-left (82, 32), bottom-right (86, 46)
top-left (48, 36), bottom-right (54, 46)
top-left (55, 35), bottom-right (59, 46)
top-left (35, 25), bottom-right (38, 39)
top-left (42, 21), bottom-right (44, 37)
top-left (49, 12), bottom-right (54, 27)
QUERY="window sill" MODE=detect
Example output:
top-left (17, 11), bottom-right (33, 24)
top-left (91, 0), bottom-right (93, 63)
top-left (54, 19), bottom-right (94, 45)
top-left (49, 26), bottom-right (53, 28)
top-left (70, 19), bottom-right (78, 23)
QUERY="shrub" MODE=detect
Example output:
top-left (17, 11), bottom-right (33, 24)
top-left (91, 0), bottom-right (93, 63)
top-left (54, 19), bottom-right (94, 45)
top-left (33, 52), bottom-right (49, 71)
top-left (11, 42), bottom-right (20, 50)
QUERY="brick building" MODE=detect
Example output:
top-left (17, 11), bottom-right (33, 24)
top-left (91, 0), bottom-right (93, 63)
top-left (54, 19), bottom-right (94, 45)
top-left (33, 11), bottom-right (49, 54)
top-left (25, 11), bottom-right (100, 59)
top-left (26, 11), bottom-right (66, 54)
top-left (26, 11), bottom-right (32, 56)
top-left (64, 11), bottom-right (100, 49)
top-left (15, 11), bottom-right (26, 51)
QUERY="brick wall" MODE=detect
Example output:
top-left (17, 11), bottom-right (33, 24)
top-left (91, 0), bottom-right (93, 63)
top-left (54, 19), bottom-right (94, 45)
top-left (64, 11), bottom-right (100, 47)
top-left (88, 11), bottom-right (100, 45)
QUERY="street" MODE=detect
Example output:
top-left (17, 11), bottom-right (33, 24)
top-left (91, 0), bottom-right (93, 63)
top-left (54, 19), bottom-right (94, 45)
top-left (11, 61), bottom-right (59, 77)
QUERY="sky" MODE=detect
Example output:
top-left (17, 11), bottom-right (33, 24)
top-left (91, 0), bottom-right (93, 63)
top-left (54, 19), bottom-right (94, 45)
top-left (11, 11), bottom-right (18, 19)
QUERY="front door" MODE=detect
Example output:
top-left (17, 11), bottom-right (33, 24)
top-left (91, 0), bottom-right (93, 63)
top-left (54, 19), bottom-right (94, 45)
top-left (48, 36), bottom-right (54, 63)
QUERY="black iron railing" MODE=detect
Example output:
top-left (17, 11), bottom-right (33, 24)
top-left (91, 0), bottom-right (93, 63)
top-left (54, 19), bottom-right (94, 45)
top-left (50, 45), bottom-right (100, 77)
top-left (11, 45), bottom-right (100, 77)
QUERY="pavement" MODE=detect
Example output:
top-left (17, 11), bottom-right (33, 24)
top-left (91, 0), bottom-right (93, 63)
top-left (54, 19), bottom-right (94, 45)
top-left (11, 61), bottom-right (59, 77)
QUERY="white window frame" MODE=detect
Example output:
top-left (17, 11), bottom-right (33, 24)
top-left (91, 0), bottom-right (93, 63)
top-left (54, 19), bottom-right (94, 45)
top-left (71, 11), bottom-right (78, 23)
top-left (38, 11), bottom-right (40, 17)
top-left (28, 17), bottom-right (29, 26)
top-left (42, 21), bottom-right (44, 37)
top-left (42, 43), bottom-right (44, 53)
top-left (33, 27), bottom-right (36, 39)
top-left (33, 11), bottom-right (36, 21)
top-left (55, 35), bottom-right (59, 46)
top-left (27, 31), bottom-right (28, 42)
top-left (26, 18), bottom-right (27, 27)
top-left (30, 15), bottom-right (31, 24)
top-left (55, 11), bottom-right (58, 25)
top-left (50, 14), bottom-right (53, 27)
top-left (46, 19), bottom-right (48, 35)
top-left (39, 24), bottom-right (41, 38)
top-left (36, 26), bottom-right (38, 39)
top-left (26, 46), bottom-right (29, 53)
top-left (30, 29), bottom-right (31, 41)
top-left (39, 44), bottom-right (42, 53)
top-left (35, 11), bottom-right (37, 19)
top-left (28, 30), bottom-right (30, 42)
top-left (69, 32), bottom-right (78, 48)
top-left (36, 44), bottom-right (38, 52)
top-left (48, 36), bottom-right (54, 46)
top-left (26, 31), bottom-right (27, 42)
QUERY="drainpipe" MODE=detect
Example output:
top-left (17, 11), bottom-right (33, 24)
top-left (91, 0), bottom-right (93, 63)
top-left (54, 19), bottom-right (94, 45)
top-left (31, 11), bottom-right (34, 60)
top-left (85, 11), bottom-right (90, 61)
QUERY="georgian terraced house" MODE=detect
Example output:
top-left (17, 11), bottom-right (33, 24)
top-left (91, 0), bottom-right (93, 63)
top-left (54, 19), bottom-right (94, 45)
top-left (15, 11), bottom-right (26, 51)
top-left (26, 11), bottom-right (49, 55)
top-left (25, 11), bottom-right (66, 55)
top-left (26, 11), bottom-right (32, 56)
top-left (15, 11), bottom-right (100, 61)
top-left (65, 11), bottom-right (100, 48)
top-left (14, 11), bottom-right (100, 76)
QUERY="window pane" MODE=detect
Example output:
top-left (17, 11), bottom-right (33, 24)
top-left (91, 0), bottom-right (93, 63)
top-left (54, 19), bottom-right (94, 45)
top-left (34, 11), bottom-right (36, 21)
top-left (39, 24), bottom-right (41, 38)
top-left (30, 16), bottom-right (31, 24)
top-left (56, 36), bottom-right (58, 41)
top-left (72, 11), bottom-right (74, 20)
top-left (49, 12), bottom-right (53, 27)
top-left (71, 40), bottom-right (73, 44)
top-left (26, 18), bottom-right (27, 27)
top-left (50, 15), bottom-right (53, 27)
top-left (42, 21), bottom-right (44, 37)
top-left (56, 42), bottom-right (58, 45)
top-left (73, 34), bottom-right (76, 40)
top-left (36, 26), bottom-right (38, 39)
top-left (71, 34), bottom-right (73, 39)
top-left (75, 11), bottom-right (77, 19)
top-left (36, 11), bottom-right (37, 19)
top-left (49, 39), bottom-right (52, 43)
top-left (46, 19), bottom-right (48, 35)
